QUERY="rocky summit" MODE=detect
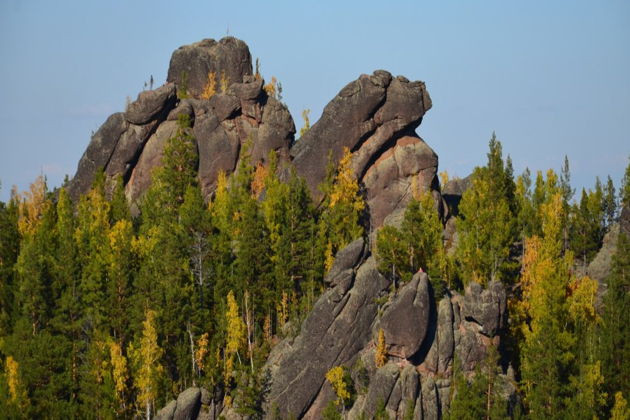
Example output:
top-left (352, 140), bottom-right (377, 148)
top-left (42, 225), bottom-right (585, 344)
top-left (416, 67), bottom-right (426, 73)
top-left (65, 37), bottom-right (514, 419)
top-left (68, 36), bottom-right (441, 229)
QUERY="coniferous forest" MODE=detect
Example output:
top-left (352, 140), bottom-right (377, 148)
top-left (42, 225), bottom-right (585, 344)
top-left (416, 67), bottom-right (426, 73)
top-left (1, 121), bottom-right (629, 419)
top-left (0, 37), bottom-right (629, 420)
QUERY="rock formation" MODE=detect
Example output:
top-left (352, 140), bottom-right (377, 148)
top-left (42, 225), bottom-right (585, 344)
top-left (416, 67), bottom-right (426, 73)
top-left (68, 37), bottom-right (295, 204)
top-left (66, 36), bottom-right (514, 419)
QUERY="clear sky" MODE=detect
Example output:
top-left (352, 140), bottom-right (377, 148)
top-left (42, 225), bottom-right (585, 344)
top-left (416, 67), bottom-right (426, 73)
top-left (1, 0), bottom-right (629, 202)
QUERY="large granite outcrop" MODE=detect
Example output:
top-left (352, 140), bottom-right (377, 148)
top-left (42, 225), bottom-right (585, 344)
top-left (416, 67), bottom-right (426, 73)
top-left (290, 71), bottom-right (436, 228)
top-left (68, 37), bottom-right (294, 202)
top-left (67, 35), bottom-right (517, 419)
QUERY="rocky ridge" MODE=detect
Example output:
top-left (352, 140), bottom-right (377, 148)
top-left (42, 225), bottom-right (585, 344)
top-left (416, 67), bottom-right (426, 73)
top-left (67, 37), bottom-right (514, 419)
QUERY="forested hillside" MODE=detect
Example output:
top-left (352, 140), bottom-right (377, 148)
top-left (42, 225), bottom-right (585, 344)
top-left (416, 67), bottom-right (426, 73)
top-left (0, 37), bottom-right (628, 420)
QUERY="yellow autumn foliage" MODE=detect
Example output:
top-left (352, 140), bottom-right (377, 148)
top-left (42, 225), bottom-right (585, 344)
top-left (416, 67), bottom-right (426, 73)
top-left (201, 72), bottom-right (217, 99)
top-left (195, 332), bottom-right (210, 373)
top-left (17, 175), bottom-right (49, 236)
top-left (109, 340), bottom-right (128, 398)
top-left (611, 392), bottom-right (630, 420)
top-left (375, 329), bottom-right (387, 368)
top-left (326, 365), bottom-right (350, 406)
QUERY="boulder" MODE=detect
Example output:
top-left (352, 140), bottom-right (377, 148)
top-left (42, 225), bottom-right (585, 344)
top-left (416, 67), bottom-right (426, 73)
top-left (462, 281), bottom-right (507, 337)
top-left (125, 83), bottom-right (177, 125)
top-left (167, 37), bottom-right (252, 98)
top-left (173, 387), bottom-right (201, 420)
top-left (227, 76), bottom-right (263, 101)
top-left (380, 272), bottom-right (431, 359)
top-left (68, 113), bottom-right (127, 199)
top-left (442, 175), bottom-right (472, 218)
top-left (207, 94), bottom-right (241, 121)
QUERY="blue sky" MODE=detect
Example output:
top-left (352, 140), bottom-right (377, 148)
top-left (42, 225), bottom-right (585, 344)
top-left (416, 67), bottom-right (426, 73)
top-left (1, 0), bottom-right (629, 201)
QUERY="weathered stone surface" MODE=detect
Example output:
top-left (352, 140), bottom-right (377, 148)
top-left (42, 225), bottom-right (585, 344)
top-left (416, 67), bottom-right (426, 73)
top-left (252, 97), bottom-right (295, 163)
top-left (442, 176), bottom-right (471, 218)
top-left (266, 256), bottom-right (390, 419)
top-left (397, 366), bottom-right (420, 418)
top-left (125, 120), bottom-right (179, 202)
top-left (173, 387), bottom-right (201, 420)
top-left (106, 121), bottom-right (158, 179)
top-left (69, 113), bottom-right (127, 199)
top-left (208, 94), bottom-right (241, 121)
top-left (227, 77), bottom-right (263, 101)
top-left (424, 295), bottom-right (455, 375)
top-left (125, 83), bottom-right (177, 125)
top-left (167, 99), bottom-right (195, 121)
top-left (325, 238), bottom-right (365, 286)
top-left (588, 224), bottom-right (619, 285)
top-left (456, 326), bottom-right (488, 372)
top-left (362, 363), bottom-right (400, 418)
top-left (421, 375), bottom-right (440, 420)
top-left (155, 399), bottom-right (177, 420)
top-left (363, 136), bottom-right (439, 227)
top-left (167, 37), bottom-right (252, 98)
top-left (291, 70), bottom-right (431, 203)
top-left (194, 114), bottom-right (240, 197)
top-left (380, 272), bottom-right (431, 359)
top-left (462, 281), bottom-right (507, 337)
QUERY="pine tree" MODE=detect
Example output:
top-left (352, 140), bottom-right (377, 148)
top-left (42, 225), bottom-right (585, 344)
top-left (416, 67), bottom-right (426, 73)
top-left (456, 134), bottom-right (518, 285)
top-left (75, 176), bottom-right (111, 330)
top-left (106, 219), bottom-right (135, 345)
top-left (376, 191), bottom-right (444, 287)
top-left (517, 194), bottom-right (574, 417)
top-left (603, 175), bottom-right (618, 228)
top-left (0, 191), bottom-right (19, 337)
top-left (570, 186), bottom-right (605, 267)
top-left (50, 187), bottom-right (82, 415)
top-left (447, 348), bottom-right (509, 420)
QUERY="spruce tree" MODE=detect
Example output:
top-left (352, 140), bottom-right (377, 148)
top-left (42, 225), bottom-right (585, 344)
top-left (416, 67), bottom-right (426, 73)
top-left (456, 139), bottom-right (517, 285)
